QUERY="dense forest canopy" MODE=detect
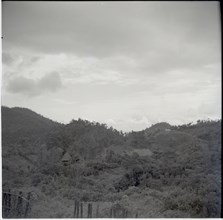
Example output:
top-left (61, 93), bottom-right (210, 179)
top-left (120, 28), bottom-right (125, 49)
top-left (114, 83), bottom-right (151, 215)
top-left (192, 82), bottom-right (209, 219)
top-left (1, 106), bottom-right (221, 218)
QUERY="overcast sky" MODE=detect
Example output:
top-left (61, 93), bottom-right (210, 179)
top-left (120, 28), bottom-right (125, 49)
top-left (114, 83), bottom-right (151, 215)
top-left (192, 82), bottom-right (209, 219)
top-left (1, 1), bottom-right (221, 131)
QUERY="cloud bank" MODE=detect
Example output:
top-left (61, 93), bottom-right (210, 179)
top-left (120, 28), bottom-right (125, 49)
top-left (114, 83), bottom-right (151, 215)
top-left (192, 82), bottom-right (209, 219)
top-left (5, 72), bottom-right (63, 97)
top-left (2, 1), bottom-right (221, 131)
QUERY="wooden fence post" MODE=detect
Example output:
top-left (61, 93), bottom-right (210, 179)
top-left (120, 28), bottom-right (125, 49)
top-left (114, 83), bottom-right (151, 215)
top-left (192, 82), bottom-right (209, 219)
top-left (77, 201), bottom-right (79, 218)
top-left (8, 189), bottom-right (11, 216)
top-left (125, 210), bottom-right (128, 218)
top-left (2, 191), bottom-right (9, 217)
top-left (16, 191), bottom-right (23, 217)
top-left (96, 203), bottom-right (99, 218)
top-left (109, 207), bottom-right (113, 218)
top-left (24, 192), bottom-right (31, 218)
top-left (87, 203), bottom-right (92, 218)
top-left (87, 203), bottom-right (90, 218)
top-left (90, 203), bottom-right (93, 218)
top-left (122, 208), bottom-right (125, 218)
top-left (74, 200), bottom-right (77, 218)
top-left (80, 202), bottom-right (83, 218)
top-left (2, 193), bottom-right (6, 216)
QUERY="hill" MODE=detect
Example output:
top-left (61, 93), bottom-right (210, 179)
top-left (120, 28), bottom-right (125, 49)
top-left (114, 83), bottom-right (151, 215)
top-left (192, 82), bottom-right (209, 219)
top-left (45, 118), bottom-right (125, 161)
top-left (1, 106), bottom-right (61, 146)
top-left (1, 106), bottom-right (63, 186)
top-left (1, 106), bottom-right (221, 218)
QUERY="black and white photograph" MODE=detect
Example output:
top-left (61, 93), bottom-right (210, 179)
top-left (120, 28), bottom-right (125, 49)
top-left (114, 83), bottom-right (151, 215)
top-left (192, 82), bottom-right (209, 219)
top-left (1, 1), bottom-right (221, 218)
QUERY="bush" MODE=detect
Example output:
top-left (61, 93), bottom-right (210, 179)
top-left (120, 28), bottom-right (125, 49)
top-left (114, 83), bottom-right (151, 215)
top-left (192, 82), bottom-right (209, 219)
top-left (114, 166), bottom-right (145, 191)
top-left (31, 174), bottom-right (43, 186)
top-left (81, 191), bottom-right (92, 201)
top-left (162, 189), bottom-right (221, 217)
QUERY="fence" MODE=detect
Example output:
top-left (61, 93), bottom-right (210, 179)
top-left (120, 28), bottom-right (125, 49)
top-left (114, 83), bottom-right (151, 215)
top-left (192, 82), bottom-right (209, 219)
top-left (74, 201), bottom-right (96, 218)
top-left (2, 190), bottom-right (137, 218)
top-left (73, 200), bottom-right (138, 218)
top-left (2, 190), bottom-right (31, 218)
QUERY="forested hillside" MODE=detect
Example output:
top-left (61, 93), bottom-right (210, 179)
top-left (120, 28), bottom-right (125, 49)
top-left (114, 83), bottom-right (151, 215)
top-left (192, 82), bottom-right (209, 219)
top-left (1, 106), bottom-right (221, 218)
top-left (2, 106), bottom-right (61, 145)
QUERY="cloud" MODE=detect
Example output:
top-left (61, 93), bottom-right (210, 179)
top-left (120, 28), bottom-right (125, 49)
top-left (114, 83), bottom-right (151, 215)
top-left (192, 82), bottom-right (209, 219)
top-left (1, 2), bottom-right (221, 131)
top-left (38, 72), bottom-right (62, 92)
top-left (2, 52), bottom-right (15, 65)
top-left (3, 2), bottom-right (220, 66)
top-left (2, 2), bottom-right (221, 79)
top-left (5, 72), bottom-right (63, 97)
top-left (6, 76), bottom-right (37, 96)
top-left (2, 51), bottom-right (141, 87)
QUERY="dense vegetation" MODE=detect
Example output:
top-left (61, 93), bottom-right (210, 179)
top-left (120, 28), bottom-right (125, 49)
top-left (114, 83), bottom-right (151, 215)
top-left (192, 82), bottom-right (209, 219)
top-left (1, 106), bottom-right (61, 146)
top-left (1, 106), bottom-right (221, 217)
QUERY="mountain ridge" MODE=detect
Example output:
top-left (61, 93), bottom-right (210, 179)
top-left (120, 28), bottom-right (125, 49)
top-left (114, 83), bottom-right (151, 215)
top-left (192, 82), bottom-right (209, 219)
top-left (1, 106), bottom-right (61, 145)
top-left (1, 105), bottom-right (221, 217)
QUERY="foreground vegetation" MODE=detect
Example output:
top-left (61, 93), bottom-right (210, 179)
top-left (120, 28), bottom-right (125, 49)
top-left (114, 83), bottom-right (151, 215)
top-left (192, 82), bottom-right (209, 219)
top-left (2, 106), bottom-right (221, 217)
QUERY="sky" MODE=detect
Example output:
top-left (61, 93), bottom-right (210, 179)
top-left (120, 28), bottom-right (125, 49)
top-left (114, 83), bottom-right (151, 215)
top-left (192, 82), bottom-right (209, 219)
top-left (1, 1), bottom-right (221, 132)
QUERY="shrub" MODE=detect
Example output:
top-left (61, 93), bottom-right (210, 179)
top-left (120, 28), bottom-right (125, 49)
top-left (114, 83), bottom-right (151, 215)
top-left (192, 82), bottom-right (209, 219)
top-left (31, 175), bottom-right (42, 186)
top-left (162, 190), bottom-right (220, 217)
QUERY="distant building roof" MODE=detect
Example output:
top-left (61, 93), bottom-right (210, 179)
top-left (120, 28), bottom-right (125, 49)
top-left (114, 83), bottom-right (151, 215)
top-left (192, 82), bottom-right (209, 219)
top-left (61, 152), bottom-right (71, 162)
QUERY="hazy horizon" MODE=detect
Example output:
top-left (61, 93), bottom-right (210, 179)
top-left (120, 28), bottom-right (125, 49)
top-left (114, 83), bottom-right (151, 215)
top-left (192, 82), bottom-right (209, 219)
top-left (2, 1), bottom-right (221, 132)
top-left (2, 105), bottom-right (221, 133)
